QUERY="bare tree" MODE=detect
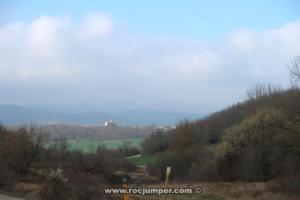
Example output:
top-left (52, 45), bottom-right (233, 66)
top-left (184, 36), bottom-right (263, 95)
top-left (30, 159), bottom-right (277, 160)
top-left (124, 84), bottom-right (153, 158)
top-left (289, 57), bottom-right (300, 87)
top-left (246, 83), bottom-right (282, 100)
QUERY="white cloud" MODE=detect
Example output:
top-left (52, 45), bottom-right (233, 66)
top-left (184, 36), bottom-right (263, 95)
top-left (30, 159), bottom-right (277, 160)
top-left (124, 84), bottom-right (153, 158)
top-left (25, 16), bottom-right (69, 58)
top-left (0, 13), bottom-right (299, 112)
top-left (264, 20), bottom-right (300, 56)
top-left (223, 19), bottom-right (300, 83)
top-left (77, 12), bottom-right (113, 40)
top-left (227, 28), bottom-right (257, 50)
top-left (164, 50), bottom-right (219, 77)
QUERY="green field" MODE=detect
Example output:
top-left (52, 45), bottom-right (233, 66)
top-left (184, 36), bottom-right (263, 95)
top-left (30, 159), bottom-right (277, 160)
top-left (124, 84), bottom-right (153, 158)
top-left (127, 154), bottom-right (158, 166)
top-left (47, 138), bottom-right (143, 153)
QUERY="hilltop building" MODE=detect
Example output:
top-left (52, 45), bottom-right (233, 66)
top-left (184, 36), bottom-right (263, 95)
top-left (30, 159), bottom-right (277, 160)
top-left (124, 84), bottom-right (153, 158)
top-left (156, 126), bottom-right (176, 132)
top-left (104, 120), bottom-right (117, 128)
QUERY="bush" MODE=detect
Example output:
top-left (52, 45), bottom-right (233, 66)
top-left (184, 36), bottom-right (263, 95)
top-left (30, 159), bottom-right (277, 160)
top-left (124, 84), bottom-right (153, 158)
top-left (39, 168), bottom-right (68, 200)
top-left (216, 107), bottom-right (300, 182)
top-left (0, 169), bottom-right (16, 188)
top-left (66, 168), bottom-right (105, 200)
top-left (119, 147), bottom-right (141, 157)
top-left (0, 126), bottom-right (44, 178)
top-left (168, 121), bottom-right (196, 151)
top-left (270, 155), bottom-right (300, 195)
top-left (142, 130), bottom-right (168, 155)
top-left (147, 151), bottom-right (194, 180)
top-left (188, 149), bottom-right (218, 181)
top-left (40, 167), bottom-right (108, 200)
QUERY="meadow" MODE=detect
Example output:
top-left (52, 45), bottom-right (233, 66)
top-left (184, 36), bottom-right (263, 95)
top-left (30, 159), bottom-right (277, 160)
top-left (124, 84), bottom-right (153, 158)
top-left (46, 138), bottom-right (143, 153)
top-left (127, 154), bottom-right (158, 166)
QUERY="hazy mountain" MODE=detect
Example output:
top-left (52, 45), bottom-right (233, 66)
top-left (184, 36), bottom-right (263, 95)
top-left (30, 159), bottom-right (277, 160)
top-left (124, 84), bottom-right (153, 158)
top-left (0, 105), bottom-right (203, 126)
top-left (114, 109), bottom-right (200, 125)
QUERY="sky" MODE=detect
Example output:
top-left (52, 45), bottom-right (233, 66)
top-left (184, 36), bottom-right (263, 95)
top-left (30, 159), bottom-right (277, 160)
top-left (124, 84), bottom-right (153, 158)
top-left (0, 0), bottom-right (300, 113)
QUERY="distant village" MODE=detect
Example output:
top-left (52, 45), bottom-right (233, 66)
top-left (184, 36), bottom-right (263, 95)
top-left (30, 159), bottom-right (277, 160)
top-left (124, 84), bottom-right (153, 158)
top-left (37, 119), bottom-right (177, 140)
top-left (102, 119), bottom-right (176, 131)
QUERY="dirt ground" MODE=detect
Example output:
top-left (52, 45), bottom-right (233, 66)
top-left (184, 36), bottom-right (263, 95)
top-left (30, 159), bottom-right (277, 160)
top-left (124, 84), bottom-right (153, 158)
top-left (117, 182), bottom-right (299, 200)
top-left (5, 180), bottom-right (300, 200)
top-left (0, 194), bottom-right (23, 200)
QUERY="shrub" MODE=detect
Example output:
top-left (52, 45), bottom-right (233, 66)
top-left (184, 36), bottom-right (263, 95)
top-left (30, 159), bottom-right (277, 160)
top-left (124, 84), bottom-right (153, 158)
top-left (39, 168), bottom-right (68, 200)
top-left (188, 149), bottom-right (218, 181)
top-left (40, 167), bottom-right (108, 200)
top-left (147, 151), bottom-right (194, 180)
top-left (168, 121), bottom-right (196, 151)
top-left (216, 107), bottom-right (300, 182)
top-left (66, 168), bottom-right (105, 200)
top-left (0, 126), bottom-right (44, 177)
top-left (142, 130), bottom-right (168, 155)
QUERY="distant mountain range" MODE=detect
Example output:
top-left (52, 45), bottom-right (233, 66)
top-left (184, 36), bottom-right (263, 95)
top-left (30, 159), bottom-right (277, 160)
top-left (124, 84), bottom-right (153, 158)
top-left (0, 105), bottom-right (203, 126)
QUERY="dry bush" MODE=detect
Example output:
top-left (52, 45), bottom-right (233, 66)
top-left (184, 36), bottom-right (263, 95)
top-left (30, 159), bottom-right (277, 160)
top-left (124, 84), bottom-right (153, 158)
top-left (147, 151), bottom-right (194, 180)
top-left (142, 130), bottom-right (168, 155)
top-left (40, 167), bottom-right (108, 200)
top-left (39, 168), bottom-right (68, 200)
top-left (0, 126), bottom-right (44, 189)
top-left (215, 107), bottom-right (300, 182)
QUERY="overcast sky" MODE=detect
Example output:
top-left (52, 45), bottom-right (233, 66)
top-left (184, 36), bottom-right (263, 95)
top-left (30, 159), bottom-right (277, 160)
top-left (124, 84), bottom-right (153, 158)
top-left (0, 0), bottom-right (300, 113)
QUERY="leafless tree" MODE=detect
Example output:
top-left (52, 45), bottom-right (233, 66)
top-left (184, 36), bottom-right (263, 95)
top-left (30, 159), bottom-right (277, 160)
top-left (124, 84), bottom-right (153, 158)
top-left (289, 57), bottom-right (300, 87)
top-left (246, 83), bottom-right (282, 100)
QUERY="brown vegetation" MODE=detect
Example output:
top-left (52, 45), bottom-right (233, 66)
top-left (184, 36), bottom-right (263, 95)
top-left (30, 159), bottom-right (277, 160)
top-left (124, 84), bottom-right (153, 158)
top-left (144, 86), bottom-right (300, 195)
top-left (0, 126), bottom-right (136, 199)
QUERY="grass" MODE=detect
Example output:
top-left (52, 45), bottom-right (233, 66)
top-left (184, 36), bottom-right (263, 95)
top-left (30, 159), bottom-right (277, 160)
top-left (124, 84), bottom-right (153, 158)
top-left (46, 138), bottom-right (160, 166)
top-left (46, 138), bottom-right (143, 153)
top-left (127, 154), bottom-right (158, 166)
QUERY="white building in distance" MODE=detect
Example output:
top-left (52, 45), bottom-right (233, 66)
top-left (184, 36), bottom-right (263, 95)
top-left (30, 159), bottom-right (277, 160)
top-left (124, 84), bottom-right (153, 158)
top-left (104, 120), bottom-right (117, 128)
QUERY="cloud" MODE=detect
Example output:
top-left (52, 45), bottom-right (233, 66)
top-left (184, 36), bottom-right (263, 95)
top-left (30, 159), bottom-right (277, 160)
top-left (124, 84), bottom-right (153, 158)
top-left (26, 16), bottom-right (68, 57)
top-left (223, 19), bottom-right (300, 82)
top-left (0, 16), bottom-right (71, 80)
top-left (0, 13), bottom-right (299, 112)
top-left (227, 28), bottom-right (256, 50)
top-left (77, 12), bottom-right (113, 40)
